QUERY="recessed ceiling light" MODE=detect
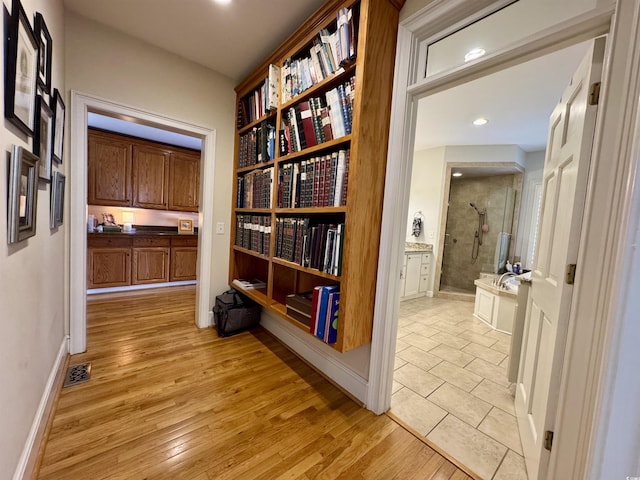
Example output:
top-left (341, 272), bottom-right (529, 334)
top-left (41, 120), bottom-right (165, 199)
top-left (473, 117), bottom-right (489, 126)
top-left (464, 48), bottom-right (486, 62)
top-left (452, 172), bottom-right (463, 177)
top-left (214, 0), bottom-right (231, 4)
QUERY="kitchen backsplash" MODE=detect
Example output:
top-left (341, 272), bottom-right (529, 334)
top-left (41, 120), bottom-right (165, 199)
top-left (87, 206), bottom-right (199, 228)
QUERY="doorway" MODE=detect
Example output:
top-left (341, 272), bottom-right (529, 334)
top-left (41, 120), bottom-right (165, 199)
top-left (69, 92), bottom-right (217, 355)
top-left (387, 38), bottom-right (593, 479)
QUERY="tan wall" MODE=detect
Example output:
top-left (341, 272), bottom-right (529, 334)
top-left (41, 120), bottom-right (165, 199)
top-left (65, 11), bottom-right (237, 304)
top-left (0, 0), bottom-right (66, 476)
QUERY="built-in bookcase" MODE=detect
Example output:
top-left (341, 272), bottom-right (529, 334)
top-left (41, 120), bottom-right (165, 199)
top-left (230, 0), bottom-right (404, 352)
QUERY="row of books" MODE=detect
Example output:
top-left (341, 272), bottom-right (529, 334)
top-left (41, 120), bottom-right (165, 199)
top-left (237, 64), bottom-right (280, 129)
top-left (236, 167), bottom-right (273, 209)
top-left (280, 6), bottom-right (357, 103)
top-left (280, 78), bottom-right (355, 154)
top-left (278, 150), bottom-right (350, 209)
top-left (311, 286), bottom-right (340, 343)
top-left (275, 218), bottom-right (344, 276)
top-left (235, 215), bottom-right (271, 256)
top-left (238, 122), bottom-right (276, 168)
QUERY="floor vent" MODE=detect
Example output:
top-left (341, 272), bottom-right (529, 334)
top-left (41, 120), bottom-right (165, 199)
top-left (63, 363), bottom-right (92, 387)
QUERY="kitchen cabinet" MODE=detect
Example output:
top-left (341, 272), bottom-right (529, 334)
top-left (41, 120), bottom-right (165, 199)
top-left (88, 130), bottom-right (132, 207)
top-left (170, 237), bottom-right (198, 281)
top-left (132, 237), bottom-right (170, 284)
top-left (88, 128), bottom-right (200, 212)
top-left (132, 145), bottom-right (170, 209)
top-left (87, 236), bottom-right (132, 288)
top-left (400, 252), bottom-right (432, 301)
top-left (168, 152), bottom-right (200, 212)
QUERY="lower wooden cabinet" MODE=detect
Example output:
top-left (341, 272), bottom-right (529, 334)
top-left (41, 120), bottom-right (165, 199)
top-left (170, 236), bottom-right (198, 281)
top-left (132, 247), bottom-right (170, 284)
top-left (88, 247), bottom-right (131, 288)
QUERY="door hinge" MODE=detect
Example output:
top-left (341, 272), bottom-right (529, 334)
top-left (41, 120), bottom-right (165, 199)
top-left (565, 264), bottom-right (577, 285)
top-left (589, 82), bottom-right (601, 105)
top-left (544, 430), bottom-right (554, 451)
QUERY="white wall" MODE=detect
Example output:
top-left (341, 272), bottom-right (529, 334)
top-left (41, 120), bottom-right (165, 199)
top-left (65, 11), bottom-right (237, 305)
top-left (514, 149), bottom-right (544, 267)
top-left (444, 144), bottom-right (525, 166)
top-left (0, 0), bottom-right (66, 477)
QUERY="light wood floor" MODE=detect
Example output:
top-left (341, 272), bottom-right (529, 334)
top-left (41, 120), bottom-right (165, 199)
top-left (37, 286), bottom-right (472, 479)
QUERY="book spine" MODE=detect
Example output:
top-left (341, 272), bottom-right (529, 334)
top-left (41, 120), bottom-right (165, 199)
top-left (326, 291), bottom-right (340, 344)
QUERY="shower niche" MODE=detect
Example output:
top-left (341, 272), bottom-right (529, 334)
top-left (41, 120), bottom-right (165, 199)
top-left (439, 170), bottom-right (522, 295)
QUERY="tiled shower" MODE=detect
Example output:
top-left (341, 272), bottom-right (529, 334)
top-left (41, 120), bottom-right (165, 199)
top-left (440, 174), bottom-right (521, 294)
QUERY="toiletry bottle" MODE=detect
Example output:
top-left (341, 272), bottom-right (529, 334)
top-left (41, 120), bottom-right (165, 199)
top-left (506, 260), bottom-right (512, 272)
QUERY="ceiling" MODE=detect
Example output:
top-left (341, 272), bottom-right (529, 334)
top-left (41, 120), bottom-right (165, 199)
top-left (414, 41), bottom-right (590, 153)
top-left (63, 0), bottom-right (327, 81)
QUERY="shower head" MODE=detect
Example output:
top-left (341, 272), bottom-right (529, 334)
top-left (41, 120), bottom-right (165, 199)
top-left (469, 202), bottom-right (485, 215)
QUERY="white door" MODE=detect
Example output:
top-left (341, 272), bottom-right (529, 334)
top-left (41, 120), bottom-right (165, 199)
top-left (515, 37), bottom-right (605, 480)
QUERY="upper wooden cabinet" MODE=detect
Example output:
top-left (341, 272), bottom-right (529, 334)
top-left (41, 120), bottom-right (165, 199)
top-left (88, 130), bottom-right (132, 207)
top-left (88, 128), bottom-right (200, 212)
top-left (132, 145), bottom-right (170, 209)
top-left (169, 152), bottom-right (200, 212)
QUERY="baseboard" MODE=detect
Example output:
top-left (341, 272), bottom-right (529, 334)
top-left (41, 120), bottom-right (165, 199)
top-left (13, 337), bottom-right (69, 480)
top-left (87, 280), bottom-right (197, 295)
top-left (259, 311), bottom-right (368, 404)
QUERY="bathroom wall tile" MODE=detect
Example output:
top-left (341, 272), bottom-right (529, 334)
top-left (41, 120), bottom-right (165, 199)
top-left (428, 383), bottom-right (492, 427)
top-left (431, 331), bottom-right (471, 349)
top-left (465, 358), bottom-right (510, 387)
top-left (397, 346), bottom-right (443, 371)
top-left (458, 329), bottom-right (499, 347)
top-left (427, 414), bottom-right (507, 480)
top-left (391, 387), bottom-right (447, 436)
top-left (430, 344), bottom-right (475, 368)
top-left (472, 379), bottom-right (516, 415)
top-left (493, 450), bottom-right (529, 480)
top-left (395, 363), bottom-right (445, 397)
top-left (429, 361), bottom-right (483, 392)
top-left (478, 407), bottom-right (523, 454)
top-left (401, 333), bottom-right (440, 353)
top-left (463, 342), bottom-right (507, 365)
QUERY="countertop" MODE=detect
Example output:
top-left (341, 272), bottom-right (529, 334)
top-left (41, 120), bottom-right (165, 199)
top-left (404, 242), bottom-right (433, 253)
top-left (474, 276), bottom-right (518, 298)
top-left (88, 226), bottom-right (198, 237)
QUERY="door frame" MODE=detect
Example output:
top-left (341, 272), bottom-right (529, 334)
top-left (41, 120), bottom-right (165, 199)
top-left (367, 0), bottom-right (640, 478)
top-left (69, 91), bottom-right (217, 354)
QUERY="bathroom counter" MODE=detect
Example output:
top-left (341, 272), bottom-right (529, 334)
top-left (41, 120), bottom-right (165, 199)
top-left (88, 226), bottom-right (198, 237)
top-left (474, 277), bottom-right (517, 298)
top-left (405, 242), bottom-right (433, 253)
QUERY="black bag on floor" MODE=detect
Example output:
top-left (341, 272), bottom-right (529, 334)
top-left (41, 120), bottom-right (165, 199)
top-left (213, 289), bottom-right (260, 337)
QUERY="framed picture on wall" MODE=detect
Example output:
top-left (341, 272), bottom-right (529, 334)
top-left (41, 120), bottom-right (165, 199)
top-left (8, 145), bottom-right (39, 244)
top-left (50, 171), bottom-right (65, 229)
top-left (52, 88), bottom-right (65, 163)
top-left (178, 218), bottom-right (194, 234)
top-left (34, 12), bottom-right (52, 94)
top-left (4, 0), bottom-right (38, 136)
top-left (33, 95), bottom-right (54, 182)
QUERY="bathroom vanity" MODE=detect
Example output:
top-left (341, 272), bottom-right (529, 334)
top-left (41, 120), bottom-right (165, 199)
top-left (473, 276), bottom-right (517, 334)
top-left (399, 243), bottom-right (433, 301)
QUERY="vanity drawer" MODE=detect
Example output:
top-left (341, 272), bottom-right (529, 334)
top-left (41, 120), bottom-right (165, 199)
top-left (87, 236), bottom-right (132, 249)
top-left (420, 264), bottom-right (430, 275)
top-left (133, 236), bottom-right (171, 248)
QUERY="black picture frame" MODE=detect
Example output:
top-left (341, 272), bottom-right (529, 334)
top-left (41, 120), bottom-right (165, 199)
top-left (50, 171), bottom-right (65, 229)
top-left (8, 145), bottom-right (39, 244)
top-left (52, 88), bottom-right (65, 164)
top-left (33, 95), bottom-right (53, 182)
top-left (34, 12), bottom-right (51, 94)
top-left (4, 0), bottom-right (38, 136)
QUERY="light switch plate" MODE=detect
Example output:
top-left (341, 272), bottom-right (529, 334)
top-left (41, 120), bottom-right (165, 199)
top-left (216, 222), bottom-right (224, 234)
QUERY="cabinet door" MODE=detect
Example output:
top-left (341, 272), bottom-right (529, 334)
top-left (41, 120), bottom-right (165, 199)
top-left (170, 247), bottom-right (198, 281)
top-left (404, 253), bottom-right (422, 298)
top-left (88, 131), bottom-right (132, 206)
top-left (88, 247), bottom-right (131, 288)
top-left (474, 288), bottom-right (495, 326)
top-left (132, 247), bottom-right (170, 284)
top-left (169, 152), bottom-right (200, 212)
top-left (132, 145), bottom-right (170, 209)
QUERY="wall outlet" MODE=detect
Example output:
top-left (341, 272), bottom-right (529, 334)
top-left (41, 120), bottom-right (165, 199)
top-left (216, 222), bottom-right (224, 234)
top-left (428, 231), bottom-right (435, 240)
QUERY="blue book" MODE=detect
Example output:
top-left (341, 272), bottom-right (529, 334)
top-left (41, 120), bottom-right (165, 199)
top-left (326, 291), bottom-right (340, 344)
top-left (315, 285), bottom-right (339, 340)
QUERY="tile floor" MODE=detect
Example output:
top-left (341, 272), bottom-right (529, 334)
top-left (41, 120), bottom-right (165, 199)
top-left (390, 295), bottom-right (529, 480)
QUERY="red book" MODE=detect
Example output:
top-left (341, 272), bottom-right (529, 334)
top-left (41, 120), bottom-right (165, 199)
top-left (309, 286), bottom-right (323, 335)
top-left (298, 101), bottom-right (318, 147)
top-left (320, 106), bottom-right (334, 141)
top-left (313, 157), bottom-right (321, 207)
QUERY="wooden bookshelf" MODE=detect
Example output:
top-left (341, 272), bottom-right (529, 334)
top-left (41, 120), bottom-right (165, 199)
top-left (229, 0), bottom-right (404, 352)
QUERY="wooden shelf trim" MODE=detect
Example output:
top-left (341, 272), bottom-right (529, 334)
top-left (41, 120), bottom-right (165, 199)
top-left (232, 245), bottom-right (271, 261)
top-left (237, 110), bottom-right (277, 135)
top-left (270, 302), bottom-right (340, 350)
top-left (272, 257), bottom-right (340, 281)
top-left (275, 207), bottom-right (346, 214)
top-left (236, 161), bottom-right (275, 174)
top-left (277, 135), bottom-right (352, 163)
top-left (234, 208), bottom-right (272, 214)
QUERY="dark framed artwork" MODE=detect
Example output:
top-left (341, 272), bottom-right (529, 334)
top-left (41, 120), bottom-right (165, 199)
top-left (33, 95), bottom-right (53, 182)
top-left (8, 145), bottom-right (39, 244)
top-left (50, 171), bottom-right (65, 229)
top-left (4, 0), bottom-right (38, 136)
top-left (34, 12), bottom-right (52, 94)
top-left (52, 88), bottom-right (65, 163)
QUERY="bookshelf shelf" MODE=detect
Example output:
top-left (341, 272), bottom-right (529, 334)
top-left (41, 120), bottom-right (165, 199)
top-left (230, 0), bottom-right (404, 352)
